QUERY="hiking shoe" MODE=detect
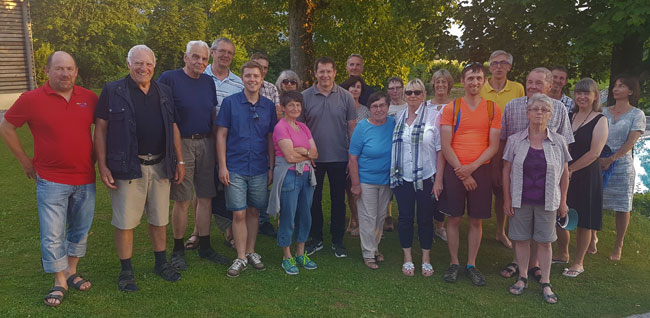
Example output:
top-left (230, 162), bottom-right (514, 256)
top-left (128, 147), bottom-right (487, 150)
top-left (467, 266), bottom-right (487, 286)
top-left (258, 221), bottom-right (277, 237)
top-left (305, 240), bottom-right (323, 256)
top-left (444, 264), bottom-right (460, 283)
top-left (296, 254), bottom-right (318, 270)
top-left (226, 258), bottom-right (248, 277)
top-left (331, 243), bottom-right (348, 258)
top-left (246, 252), bottom-right (266, 271)
top-left (170, 251), bottom-right (187, 271)
top-left (199, 247), bottom-right (231, 265)
top-left (153, 262), bottom-right (181, 282)
top-left (281, 257), bottom-right (299, 275)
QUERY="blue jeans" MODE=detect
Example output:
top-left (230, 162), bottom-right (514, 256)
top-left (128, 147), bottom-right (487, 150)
top-left (36, 177), bottom-right (96, 273)
top-left (277, 170), bottom-right (314, 247)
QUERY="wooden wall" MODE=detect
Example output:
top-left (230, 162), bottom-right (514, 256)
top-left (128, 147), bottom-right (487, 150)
top-left (0, 0), bottom-right (34, 94)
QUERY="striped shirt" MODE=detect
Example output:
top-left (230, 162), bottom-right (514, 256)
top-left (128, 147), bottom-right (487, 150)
top-left (203, 66), bottom-right (244, 114)
top-left (500, 96), bottom-right (574, 144)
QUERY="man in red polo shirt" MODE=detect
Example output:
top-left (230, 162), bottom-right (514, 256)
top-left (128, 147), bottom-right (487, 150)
top-left (0, 51), bottom-right (97, 307)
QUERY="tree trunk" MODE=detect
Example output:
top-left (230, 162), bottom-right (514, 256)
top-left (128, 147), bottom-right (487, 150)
top-left (288, 0), bottom-right (315, 87)
top-left (608, 33), bottom-right (645, 106)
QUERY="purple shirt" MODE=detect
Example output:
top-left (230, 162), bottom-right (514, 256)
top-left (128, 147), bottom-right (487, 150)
top-left (522, 147), bottom-right (546, 206)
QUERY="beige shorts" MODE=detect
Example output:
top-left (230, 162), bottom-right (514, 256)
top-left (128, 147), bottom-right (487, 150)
top-left (508, 204), bottom-right (557, 243)
top-left (110, 161), bottom-right (171, 230)
top-left (170, 137), bottom-right (216, 201)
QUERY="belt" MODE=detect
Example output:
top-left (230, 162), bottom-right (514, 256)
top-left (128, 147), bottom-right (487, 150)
top-left (182, 133), bottom-right (212, 140)
top-left (138, 153), bottom-right (163, 165)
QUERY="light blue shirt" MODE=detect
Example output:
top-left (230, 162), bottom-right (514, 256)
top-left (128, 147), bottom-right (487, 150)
top-left (349, 117), bottom-right (396, 185)
top-left (203, 66), bottom-right (244, 113)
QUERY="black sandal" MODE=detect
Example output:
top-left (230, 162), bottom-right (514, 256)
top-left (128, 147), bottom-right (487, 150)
top-left (44, 286), bottom-right (66, 307)
top-left (509, 277), bottom-right (528, 295)
top-left (66, 273), bottom-right (91, 291)
top-left (500, 262), bottom-right (519, 278)
top-left (118, 270), bottom-right (139, 292)
top-left (528, 266), bottom-right (542, 283)
top-left (541, 282), bottom-right (558, 304)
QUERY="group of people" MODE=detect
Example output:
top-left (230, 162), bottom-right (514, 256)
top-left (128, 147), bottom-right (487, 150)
top-left (0, 40), bottom-right (645, 308)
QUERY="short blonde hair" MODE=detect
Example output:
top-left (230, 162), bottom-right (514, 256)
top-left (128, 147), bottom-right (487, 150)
top-left (431, 69), bottom-right (454, 95)
top-left (403, 78), bottom-right (426, 99)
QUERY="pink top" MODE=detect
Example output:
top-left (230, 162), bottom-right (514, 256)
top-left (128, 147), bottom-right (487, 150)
top-left (273, 118), bottom-right (313, 171)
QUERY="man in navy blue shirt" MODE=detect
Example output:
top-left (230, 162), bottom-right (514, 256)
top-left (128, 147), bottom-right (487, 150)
top-left (216, 61), bottom-right (277, 277)
top-left (158, 41), bottom-right (228, 271)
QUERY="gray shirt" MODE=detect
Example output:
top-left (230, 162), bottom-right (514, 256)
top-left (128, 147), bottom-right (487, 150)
top-left (501, 96), bottom-right (575, 144)
top-left (299, 85), bottom-right (357, 162)
top-left (503, 129), bottom-right (572, 211)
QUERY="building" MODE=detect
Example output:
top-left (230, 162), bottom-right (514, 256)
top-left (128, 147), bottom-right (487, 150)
top-left (0, 0), bottom-right (34, 110)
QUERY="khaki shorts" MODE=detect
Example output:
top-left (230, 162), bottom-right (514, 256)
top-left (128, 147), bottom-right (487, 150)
top-left (110, 161), bottom-right (171, 230)
top-left (170, 137), bottom-right (216, 201)
top-left (508, 204), bottom-right (557, 243)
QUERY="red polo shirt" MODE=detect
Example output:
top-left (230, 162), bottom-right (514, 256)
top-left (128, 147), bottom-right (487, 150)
top-left (4, 82), bottom-right (97, 185)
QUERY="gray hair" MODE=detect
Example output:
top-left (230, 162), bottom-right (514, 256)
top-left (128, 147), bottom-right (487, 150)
top-left (210, 37), bottom-right (235, 53)
top-left (574, 78), bottom-right (602, 112)
top-left (530, 67), bottom-right (552, 84)
top-left (185, 40), bottom-right (209, 55)
top-left (127, 45), bottom-right (156, 64)
top-left (275, 70), bottom-right (302, 92)
top-left (489, 50), bottom-right (513, 64)
top-left (431, 69), bottom-right (454, 95)
top-left (526, 93), bottom-right (554, 113)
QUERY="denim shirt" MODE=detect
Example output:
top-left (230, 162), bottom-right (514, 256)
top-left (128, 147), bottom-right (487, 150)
top-left (100, 78), bottom-right (177, 180)
top-left (503, 128), bottom-right (572, 211)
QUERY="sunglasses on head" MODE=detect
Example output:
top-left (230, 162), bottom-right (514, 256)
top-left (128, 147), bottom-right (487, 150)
top-left (282, 79), bottom-right (297, 85)
top-left (405, 90), bottom-right (422, 96)
top-left (463, 62), bottom-right (483, 70)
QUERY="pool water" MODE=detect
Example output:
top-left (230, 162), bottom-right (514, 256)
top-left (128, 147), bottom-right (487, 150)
top-left (634, 136), bottom-right (650, 193)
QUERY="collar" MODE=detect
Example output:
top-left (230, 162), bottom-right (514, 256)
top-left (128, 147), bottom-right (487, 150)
top-left (485, 79), bottom-right (515, 93)
top-left (516, 127), bottom-right (557, 143)
top-left (205, 66), bottom-right (238, 81)
top-left (312, 83), bottom-right (339, 96)
top-left (43, 81), bottom-right (78, 97)
top-left (238, 91), bottom-right (261, 105)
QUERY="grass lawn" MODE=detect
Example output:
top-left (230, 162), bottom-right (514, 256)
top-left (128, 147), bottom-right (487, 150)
top-left (1, 127), bottom-right (649, 317)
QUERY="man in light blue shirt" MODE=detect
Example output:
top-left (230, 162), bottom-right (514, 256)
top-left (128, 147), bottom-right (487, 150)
top-left (204, 38), bottom-right (244, 112)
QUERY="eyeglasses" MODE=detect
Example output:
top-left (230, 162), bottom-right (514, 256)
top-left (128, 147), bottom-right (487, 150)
top-left (405, 90), bottom-right (422, 96)
top-left (369, 103), bottom-right (389, 110)
top-left (490, 60), bottom-right (511, 67)
top-left (387, 86), bottom-right (403, 91)
top-left (250, 105), bottom-right (259, 120)
top-left (528, 106), bottom-right (551, 113)
top-left (282, 79), bottom-right (297, 85)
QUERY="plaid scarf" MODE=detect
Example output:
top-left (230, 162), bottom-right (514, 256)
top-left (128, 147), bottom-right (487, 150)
top-left (390, 103), bottom-right (428, 190)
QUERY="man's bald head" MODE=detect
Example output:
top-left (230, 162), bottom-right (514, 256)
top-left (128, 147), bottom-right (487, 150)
top-left (46, 51), bottom-right (77, 70)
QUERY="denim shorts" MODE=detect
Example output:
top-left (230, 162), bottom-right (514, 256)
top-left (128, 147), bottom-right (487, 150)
top-left (36, 177), bottom-right (96, 273)
top-left (224, 172), bottom-right (268, 211)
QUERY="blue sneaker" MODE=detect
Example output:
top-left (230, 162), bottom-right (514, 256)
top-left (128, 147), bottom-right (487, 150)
top-left (281, 257), bottom-right (299, 275)
top-left (296, 254), bottom-right (318, 270)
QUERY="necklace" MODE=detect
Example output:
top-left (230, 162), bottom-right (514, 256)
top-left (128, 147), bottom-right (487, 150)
top-left (572, 110), bottom-right (593, 135)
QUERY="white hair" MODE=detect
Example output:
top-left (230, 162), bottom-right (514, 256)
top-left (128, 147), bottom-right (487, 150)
top-left (489, 50), bottom-right (513, 64)
top-left (185, 40), bottom-right (209, 55)
top-left (530, 67), bottom-right (552, 84)
top-left (127, 45), bottom-right (156, 64)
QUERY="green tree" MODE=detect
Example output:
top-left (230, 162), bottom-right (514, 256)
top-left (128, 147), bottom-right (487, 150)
top-left (31, 0), bottom-right (152, 87)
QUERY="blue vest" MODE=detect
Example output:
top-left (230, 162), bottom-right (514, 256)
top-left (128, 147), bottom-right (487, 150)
top-left (103, 78), bottom-right (177, 180)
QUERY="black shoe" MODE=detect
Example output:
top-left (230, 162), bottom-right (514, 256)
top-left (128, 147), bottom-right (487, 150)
top-left (170, 251), bottom-right (188, 271)
top-left (199, 247), bottom-right (231, 265)
top-left (117, 270), bottom-right (139, 292)
top-left (258, 221), bottom-right (277, 237)
top-left (331, 243), bottom-right (348, 258)
top-left (153, 262), bottom-right (181, 282)
top-left (467, 266), bottom-right (486, 286)
top-left (444, 264), bottom-right (460, 283)
top-left (305, 240), bottom-right (323, 256)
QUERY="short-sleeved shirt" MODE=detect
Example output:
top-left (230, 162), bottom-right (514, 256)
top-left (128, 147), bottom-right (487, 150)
top-left (4, 82), bottom-right (97, 185)
top-left (500, 96), bottom-right (574, 144)
top-left (396, 104), bottom-right (442, 181)
top-left (503, 128), bottom-right (572, 211)
top-left (480, 79), bottom-right (525, 112)
top-left (560, 94), bottom-right (575, 113)
top-left (273, 118), bottom-right (313, 171)
top-left (158, 69), bottom-right (217, 137)
top-left (260, 80), bottom-right (280, 105)
top-left (215, 91), bottom-right (277, 176)
top-left (203, 66), bottom-right (244, 112)
top-left (440, 98), bottom-right (502, 165)
top-left (96, 76), bottom-right (166, 155)
top-left (299, 84), bottom-right (357, 163)
top-left (388, 102), bottom-right (407, 117)
top-left (349, 117), bottom-right (396, 185)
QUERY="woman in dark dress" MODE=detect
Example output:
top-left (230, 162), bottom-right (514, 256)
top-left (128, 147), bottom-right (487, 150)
top-left (561, 78), bottom-right (608, 278)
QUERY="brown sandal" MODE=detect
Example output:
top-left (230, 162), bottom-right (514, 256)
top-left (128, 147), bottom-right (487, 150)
top-left (364, 258), bottom-right (379, 269)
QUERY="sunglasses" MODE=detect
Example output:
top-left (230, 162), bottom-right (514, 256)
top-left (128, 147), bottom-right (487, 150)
top-left (282, 79), bottom-right (297, 85)
top-left (405, 90), bottom-right (422, 96)
top-left (250, 105), bottom-right (259, 120)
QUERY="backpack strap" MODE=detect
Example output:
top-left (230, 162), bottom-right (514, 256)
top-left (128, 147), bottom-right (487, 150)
top-left (487, 100), bottom-right (495, 128)
top-left (452, 98), bottom-right (463, 135)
